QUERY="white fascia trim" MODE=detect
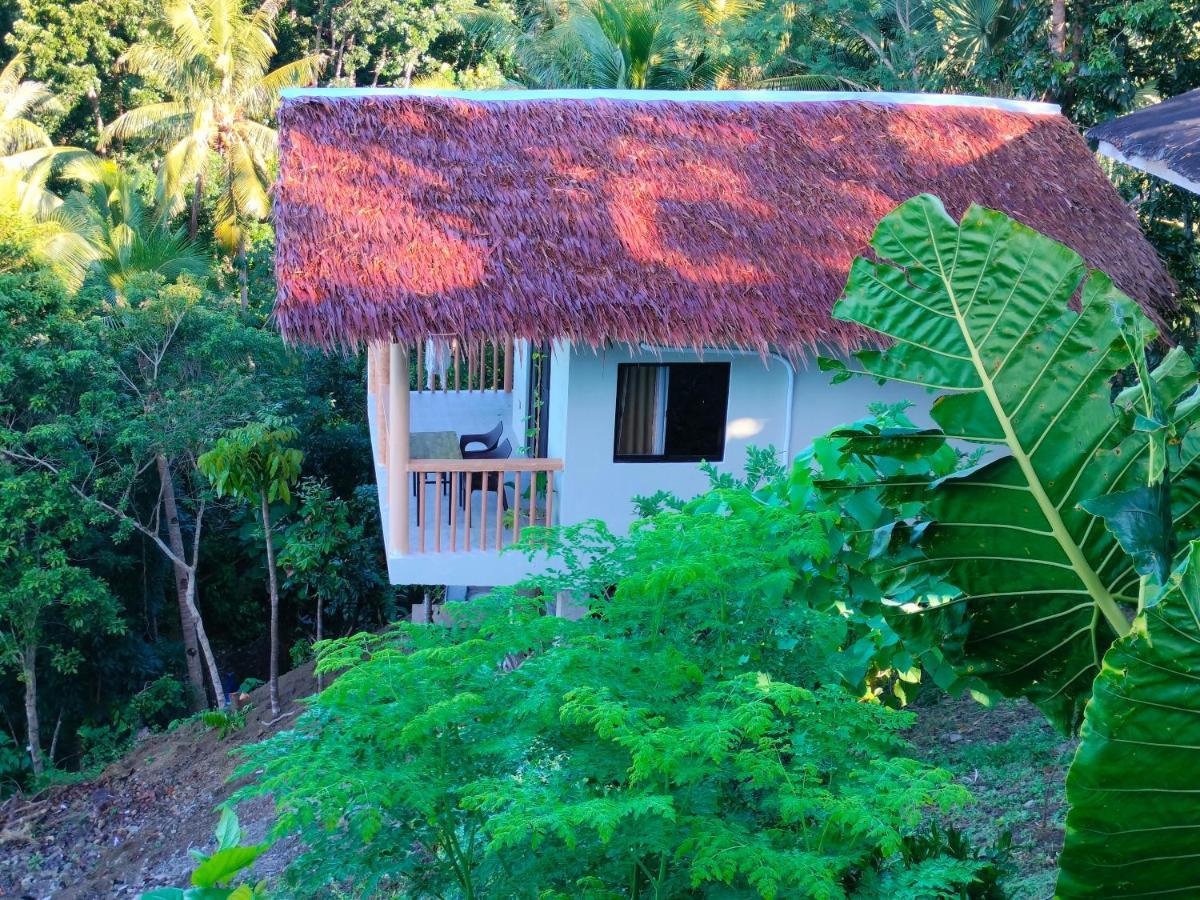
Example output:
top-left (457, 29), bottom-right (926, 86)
top-left (280, 86), bottom-right (1061, 116)
top-left (1096, 140), bottom-right (1200, 196)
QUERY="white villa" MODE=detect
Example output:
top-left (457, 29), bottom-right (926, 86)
top-left (272, 89), bottom-right (1173, 598)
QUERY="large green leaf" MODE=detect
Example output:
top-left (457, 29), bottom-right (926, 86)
top-left (1058, 541), bottom-right (1200, 897)
top-left (829, 194), bottom-right (1200, 728)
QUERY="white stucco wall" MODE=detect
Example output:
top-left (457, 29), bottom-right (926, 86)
top-left (553, 345), bottom-right (932, 535)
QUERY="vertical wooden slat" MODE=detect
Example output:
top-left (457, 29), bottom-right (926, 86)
top-left (479, 475), bottom-right (488, 551)
top-left (416, 340), bottom-right (424, 393)
top-left (479, 339), bottom-right (486, 392)
top-left (467, 341), bottom-right (475, 391)
top-left (529, 471), bottom-right (537, 528)
top-left (544, 470), bottom-right (554, 528)
top-left (492, 340), bottom-right (500, 391)
top-left (453, 340), bottom-right (460, 393)
top-left (503, 336), bottom-right (514, 393)
top-left (387, 344), bottom-right (410, 556)
top-left (464, 471), bottom-right (473, 551)
top-left (513, 471), bottom-right (522, 544)
top-left (419, 478), bottom-right (427, 554)
top-left (494, 471), bottom-right (503, 551)
top-left (449, 472), bottom-right (458, 552)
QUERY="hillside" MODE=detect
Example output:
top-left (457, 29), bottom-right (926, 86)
top-left (0, 663), bottom-right (320, 899)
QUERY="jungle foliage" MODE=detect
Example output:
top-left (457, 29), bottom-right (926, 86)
top-left (828, 194), bottom-right (1200, 897)
top-left (233, 438), bottom-right (1004, 898)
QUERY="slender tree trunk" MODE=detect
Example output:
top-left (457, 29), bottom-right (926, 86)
top-left (48, 708), bottom-right (63, 766)
top-left (23, 646), bottom-right (42, 776)
top-left (1049, 0), bottom-right (1067, 57)
top-left (189, 171), bottom-right (204, 240)
top-left (88, 87), bottom-right (104, 147)
top-left (238, 232), bottom-right (249, 311)
top-left (157, 454), bottom-right (207, 711)
top-left (261, 494), bottom-right (281, 717)
top-left (186, 562), bottom-right (226, 709)
top-left (372, 49), bottom-right (387, 87)
top-left (315, 595), bottom-right (324, 691)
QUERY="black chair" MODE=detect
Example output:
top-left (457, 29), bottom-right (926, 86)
top-left (461, 438), bottom-right (513, 511)
top-left (460, 421), bottom-right (504, 458)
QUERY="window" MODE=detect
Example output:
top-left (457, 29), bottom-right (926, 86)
top-left (613, 363), bottom-right (730, 462)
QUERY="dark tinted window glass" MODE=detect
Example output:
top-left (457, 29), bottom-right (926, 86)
top-left (613, 363), bottom-right (729, 462)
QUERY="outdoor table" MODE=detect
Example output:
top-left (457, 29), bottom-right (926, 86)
top-left (410, 430), bottom-right (462, 461)
top-left (409, 431), bottom-right (462, 503)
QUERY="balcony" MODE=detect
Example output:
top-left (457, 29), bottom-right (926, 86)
top-left (366, 338), bottom-right (563, 586)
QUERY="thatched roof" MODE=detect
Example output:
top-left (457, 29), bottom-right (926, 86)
top-left (1088, 88), bottom-right (1200, 195)
top-left (273, 89), bottom-right (1175, 353)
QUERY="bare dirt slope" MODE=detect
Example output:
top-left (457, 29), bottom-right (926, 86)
top-left (0, 662), bottom-right (319, 899)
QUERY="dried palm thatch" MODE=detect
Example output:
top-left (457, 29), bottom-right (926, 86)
top-left (273, 91), bottom-right (1175, 353)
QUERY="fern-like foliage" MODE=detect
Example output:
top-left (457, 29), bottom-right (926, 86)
top-left (233, 412), bottom-right (986, 898)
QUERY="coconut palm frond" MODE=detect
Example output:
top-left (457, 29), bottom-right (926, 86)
top-left (227, 141), bottom-right (270, 221)
top-left (936, 0), bottom-right (1024, 66)
top-left (754, 72), bottom-right (858, 91)
top-left (101, 102), bottom-right (193, 147)
top-left (0, 55), bottom-right (61, 156)
top-left (45, 160), bottom-right (211, 297)
top-left (242, 55), bottom-right (324, 118)
top-left (233, 119), bottom-right (277, 159)
top-left (159, 132), bottom-right (211, 212)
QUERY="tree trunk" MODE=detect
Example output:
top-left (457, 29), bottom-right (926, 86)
top-left (186, 563), bottom-right (226, 709)
top-left (237, 231), bottom-right (249, 311)
top-left (23, 646), bottom-right (42, 776)
top-left (157, 454), bottom-right (207, 711)
top-left (315, 594), bottom-right (324, 691)
top-left (88, 87), bottom-right (105, 147)
top-left (189, 171), bottom-right (204, 240)
top-left (1049, 0), bottom-right (1067, 57)
top-left (261, 494), bottom-right (281, 717)
top-left (48, 708), bottom-right (63, 765)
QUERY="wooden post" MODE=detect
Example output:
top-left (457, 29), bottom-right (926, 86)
top-left (388, 343), bottom-right (410, 555)
top-left (503, 336), bottom-right (514, 393)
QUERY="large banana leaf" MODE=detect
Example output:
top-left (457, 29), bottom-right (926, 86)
top-left (1057, 542), bottom-right (1200, 897)
top-left (827, 194), bottom-right (1200, 729)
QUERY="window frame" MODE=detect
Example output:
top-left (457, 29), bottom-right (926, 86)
top-left (611, 361), bottom-right (731, 464)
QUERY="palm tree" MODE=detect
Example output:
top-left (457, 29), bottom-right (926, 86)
top-left (936, 0), bottom-right (1025, 82)
top-left (43, 158), bottom-right (210, 298)
top-left (100, 0), bottom-right (322, 308)
top-left (0, 55), bottom-right (59, 157)
top-left (467, 0), bottom-right (711, 89)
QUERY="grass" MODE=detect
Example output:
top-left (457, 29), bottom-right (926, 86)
top-left (909, 694), bottom-right (1075, 899)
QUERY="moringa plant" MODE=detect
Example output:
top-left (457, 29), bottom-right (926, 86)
top-left (827, 193), bottom-right (1200, 896)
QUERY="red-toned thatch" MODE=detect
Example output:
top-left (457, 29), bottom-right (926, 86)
top-left (273, 91), bottom-right (1175, 353)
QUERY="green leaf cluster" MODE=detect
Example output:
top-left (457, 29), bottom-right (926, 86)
top-left (233, 470), bottom-right (982, 898)
top-left (826, 193), bottom-right (1200, 896)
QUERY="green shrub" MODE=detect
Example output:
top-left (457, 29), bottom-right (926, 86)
top-left (202, 708), bottom-right (249, 740)
top-left (234, 466), bottom-right (974, 898)
top-left (0, 732), bottom-right (32, 797)
top-left (130, 676), bottom-right (190, 730)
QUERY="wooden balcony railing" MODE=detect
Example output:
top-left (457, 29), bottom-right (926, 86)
top-left (414, 336), bottom-right (514, 394)
top-left (406, 458), bottom-right (562, 554)
top-left (368, 340), bottom-right (553, 556)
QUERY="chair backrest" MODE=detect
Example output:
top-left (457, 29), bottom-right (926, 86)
top-left (481, 421), bottom-right (504, 447)
top-left (482, 438), bottom-right (512, 460)
top-left (460, 420), bottom-right (504, 455)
